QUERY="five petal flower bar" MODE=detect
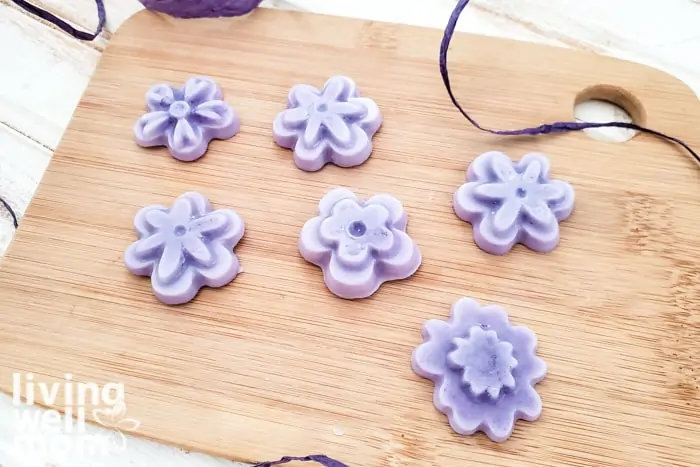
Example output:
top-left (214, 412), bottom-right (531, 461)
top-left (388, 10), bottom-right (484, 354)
top-left (273, 76), bottom-right (383, 171)
top-left (453, 151), bottom-right (575, 255)
top-left (412, 298), bottom-right (547, 442)
top-left (299, 188), bottom-right (422, 299)
top-left (124, 192), bottom-right (245, 305)
top-left (134, 77), bottom-right (240, 162)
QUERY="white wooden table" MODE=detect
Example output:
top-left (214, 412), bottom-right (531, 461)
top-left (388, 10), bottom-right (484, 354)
top-left (1, 0), bottom-right (699, 466)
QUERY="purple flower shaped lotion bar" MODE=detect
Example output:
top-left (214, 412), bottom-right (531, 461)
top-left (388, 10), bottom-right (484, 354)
top-left (299, 188), bottom-right (421, 299)
top-left (412, 298), bottom-right (547, 442)
top-left (273, 76), bottom-right (382, 171)
top-left (124, 192), bottom-right (244, 305)
top-left (134, 77), bottom-right (240, 161)
top-left (453, 151), bottom-right (574, 254)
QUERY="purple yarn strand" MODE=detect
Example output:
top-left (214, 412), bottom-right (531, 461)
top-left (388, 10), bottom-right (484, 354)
top-left (441, 0), bottom-right (700, 165)
top-left (253, 455), bottom-right (349, 467)
top-left (11, 0), bottom-right (106, 41)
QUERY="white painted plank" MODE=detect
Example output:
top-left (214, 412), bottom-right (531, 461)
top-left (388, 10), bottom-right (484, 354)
top-left (0, 3), bottom-right (100, 148)
top-left (0, 125), bottom-right (51, 255)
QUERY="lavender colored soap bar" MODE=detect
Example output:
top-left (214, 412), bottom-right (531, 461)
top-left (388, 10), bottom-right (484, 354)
top-left (453, 151), bottom-right (574, 255)
top-left (299, 188), bottom-right (421, 299)
top-left (134, 77), bottom-right (240, 162)
top-left (124, 192), bottom-right (244, 305)
top-left (412, 298), bottom-right (547, 442)
top-left (273, 76), bottom-right (382, 171)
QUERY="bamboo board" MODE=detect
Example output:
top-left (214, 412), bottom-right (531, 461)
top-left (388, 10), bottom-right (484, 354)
top-left (0, 8), bottom-right (699, 466)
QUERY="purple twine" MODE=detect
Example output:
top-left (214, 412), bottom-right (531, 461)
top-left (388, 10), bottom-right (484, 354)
top-left (253, 455), bottom-right (349, 467)
top-left (11, 0), bottom-right (106, 41)
top-left (442, 0), bottom-right (699, 165)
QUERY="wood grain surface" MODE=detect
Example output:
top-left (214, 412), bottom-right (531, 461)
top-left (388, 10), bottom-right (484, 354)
top-left (0, 8), bottom-right (699, 466)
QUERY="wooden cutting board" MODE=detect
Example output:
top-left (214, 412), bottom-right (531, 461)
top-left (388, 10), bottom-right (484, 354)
top-left (0, 8), bottom-right (698, 466)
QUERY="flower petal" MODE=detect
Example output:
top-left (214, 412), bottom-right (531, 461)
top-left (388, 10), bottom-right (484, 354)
top-left (377, 230), bottom-right (421, 279)
top-left (330, 197), bottom-right (363, 218)
top-left (453, 182), bottom-right (491, 222)
top-left (178, 192), bottom-right (212, 218)
top-left (335, 239), bottom-right (371, 268)
top-left (517, 152), bottom-right (551, 180)
top-left (521, 200), bottom-right (554, 227)
top-left (348, 97), bottom-right (381, 135)
top-left (319, 214), bottom-right (346, 244)
top-left (272, 112), bottom-right (298, 149)
top-left (281, 107), bottom-right (310, 127)
top-left (145, 84), bottom-right (176, 111)
top-left (171, 118), bottom-right (203, 151)
top-left (289, 84), bottom-right (321, 107)
top-left (328, 124), bottom-right (371, 167)
top-left (134, 206), bottom-right (169, 236)
top-left (293, 137), bottom-right (328, 172)
top-left (514, 386), bottom-right (543, 421)
top-left (411, 340), bottom-right (449, 378)
top-left (489, 152), bottom-right (518, 182)
top-left (520, 220), bottom-right (560, 253)
top-left (533, 182), bottom-right (566, 202)
top-left (366, 228), bottom-right (394, 252)
top-left (322, 76), bottom-right (355, 102)
top-left (133, 233), bottom-right (166, 257)
top-left (324, 114), bottom-right (353, 147)
top-left (299, 216), bottom-right (332, 264)
top-left (484, 410), bottom-right (516, 442)
top-left (188, 212), bottom-right (228, 237)
top-left (546, 180), bottom-right (575, 221)
top-left (124, 242), bottom-right (156, 276)
top-left (182, 235), bottom-right (214, 267)
top-left (328, 101), bottom-right (365, 119)
top-left (136, 111), bottom-right (172, 143)
top-left (156, 239), bottom-right (185, 284)
top-left (521, 158), bottom-right (543, 183)
top-left (473, 183), bottom-right (510, 201)
top-left (318, 188), bottom-right (359, 217)
top-left (151, 262), bottom-right (196, 305)
top-left (325, 250), bottom-right (376, 299)
top-left (144, 209), bottom-right (169, 230)
top-left (492, 198), bottom-right (521, 233)
top-left (193, 101), bottom-right (233, 128)
top-left (302, 114), bottom-right (324, 148)
top-left (184, 77), bottom-right (219, 106)
top-left (365, 194), bottom-right (405, 229)
top-left (359, 204), bottom-right (389, 230)
top-left (170, 196), bottom-right (194, 223)
top-left (194, 242), bottom-right (240, 288)
top-left (474, 214), bottom-right (519, 255)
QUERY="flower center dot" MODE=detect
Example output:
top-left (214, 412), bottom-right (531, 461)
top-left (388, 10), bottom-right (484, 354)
top-left (173, 225), bottom-right (187, 237)
top-left (169, 101), bottom-right (191, 119)
top-left (348, 221), bottom-right (367, 238)
top-left (516, 187), bottom-right (527, 198)
top-left (316, 103), bottom-right (328, 112)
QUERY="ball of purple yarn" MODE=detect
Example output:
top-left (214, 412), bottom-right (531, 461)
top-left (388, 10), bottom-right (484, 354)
top-left (139, 0), bottom-right (263, 18)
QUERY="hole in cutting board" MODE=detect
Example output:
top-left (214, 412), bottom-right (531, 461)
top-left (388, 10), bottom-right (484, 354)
top-left (573, 84), bottom-right (646, 143)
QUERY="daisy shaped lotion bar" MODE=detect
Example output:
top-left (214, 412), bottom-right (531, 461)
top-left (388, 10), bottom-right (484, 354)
top-left (273, 76), bottom-right (382, 171)
top-left (124, 192), bottom-right (245, 305)
top-left (134, 77), bottom-right (240, 162)
top-left (454, 151), bottom-right (575, 254)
